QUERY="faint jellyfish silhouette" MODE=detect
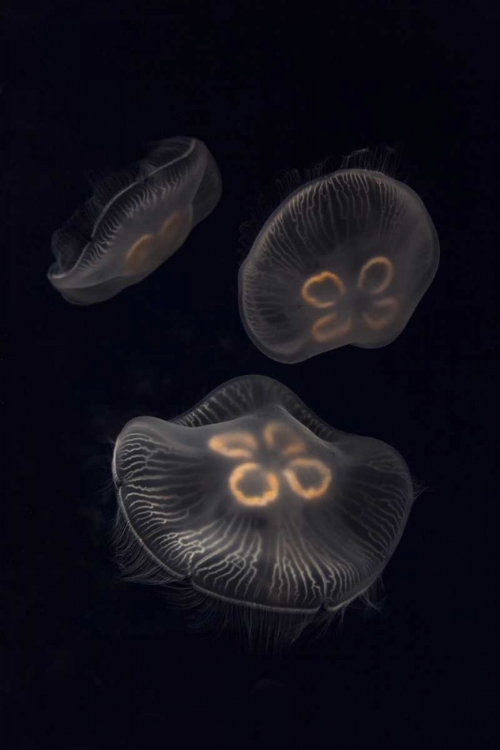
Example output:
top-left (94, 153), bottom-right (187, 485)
top-left (112, 375), bottom-right (415, 647)
top-left (238, 159), bottom-right (439, 363)
top-left (48, 137), bottom-right (222, 304)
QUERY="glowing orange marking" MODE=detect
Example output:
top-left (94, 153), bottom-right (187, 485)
top-left (123, 234), bottom-right (155, 275)
top-left (159, 208), bottom-right (192, 241)
top-left (362, 297), bottom-right (399, 330)
top-left (229, 462), bottom-right (279, 506)
top-left (283, 457), bottom-right (332, 500)
top-left (357, 256), bottom-right (394, 294)
top-left (208, 431), bottom-right (258, 459)
top-left (311, 313), bottom-right (352, 342)
top-left (301, 271), bottom-right (345, 309)
top-left (262, 421), bottom-right (306, 457)
top-left (124, 208), bottom-right (193, 277)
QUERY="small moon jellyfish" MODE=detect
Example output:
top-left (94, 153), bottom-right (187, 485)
top-left (48, 137), bottom-right (222, 304)
top-left (112, 375), bottom-right (415, 647)
top-left (238, 162), bottom-right (439, 363)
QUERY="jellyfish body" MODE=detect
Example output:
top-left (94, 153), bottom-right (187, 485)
top-left (239, 169), bottom-right (439, 362)
top-left (48, 137), bottom-right (221, 304)
top-left (112, 375), bottom-right (414, 645)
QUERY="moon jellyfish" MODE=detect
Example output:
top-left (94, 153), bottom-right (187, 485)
top-left (112, 375), bottom-right (415, 646)
top-left (48, 137), bottom-right (222, 304)
top-left (238, 165), bottom-right (439, 362)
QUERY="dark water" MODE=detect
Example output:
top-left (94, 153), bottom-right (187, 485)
top-left (3, 1), bottom-right (496, 747)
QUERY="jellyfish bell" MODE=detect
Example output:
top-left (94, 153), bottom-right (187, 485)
top-left (112, 375), bottom-right (415, 648)
top-left (238, 149), bottom-right (439, 363)
top-left (48, 137), bottom-right (222, 305)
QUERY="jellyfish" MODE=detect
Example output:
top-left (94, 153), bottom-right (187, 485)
top-left (112, 375), bottom-right (414, 646)
top-left (238, 166), bottom-right (439, 363)
top-left (48, 137), bottom-right (222, 305)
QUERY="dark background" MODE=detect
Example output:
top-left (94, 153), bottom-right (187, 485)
top-left (3, 1), bottom-right (497, 748)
